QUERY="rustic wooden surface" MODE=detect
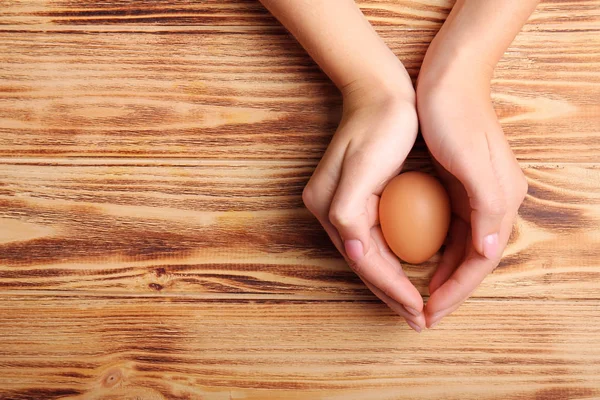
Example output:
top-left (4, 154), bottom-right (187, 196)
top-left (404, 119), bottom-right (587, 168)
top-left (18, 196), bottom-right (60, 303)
top-left (0, 0), bottom-right (599, 399)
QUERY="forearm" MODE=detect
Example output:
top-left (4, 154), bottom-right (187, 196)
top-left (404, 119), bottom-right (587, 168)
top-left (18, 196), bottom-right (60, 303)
top-left (259, 0), bottom-right (413, 104)
top-left (420, 0), bottom-right (539, 84)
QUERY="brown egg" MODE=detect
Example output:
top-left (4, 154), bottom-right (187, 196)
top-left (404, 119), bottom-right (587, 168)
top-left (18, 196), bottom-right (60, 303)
top-left (379, 172), bottom-right (451, 264)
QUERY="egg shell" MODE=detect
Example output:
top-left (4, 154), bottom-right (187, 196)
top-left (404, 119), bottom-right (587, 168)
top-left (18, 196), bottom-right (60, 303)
top-left (379, 171), bottom-right (451, 264)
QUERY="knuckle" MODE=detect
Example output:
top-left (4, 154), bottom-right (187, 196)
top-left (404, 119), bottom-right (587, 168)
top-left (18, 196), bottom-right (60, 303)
top-left (328, 203), bottom-right (353, 229)
top-left (302, 184), bottom-right (320, 215)
top-left (301, 184), bottom-right (314, 209)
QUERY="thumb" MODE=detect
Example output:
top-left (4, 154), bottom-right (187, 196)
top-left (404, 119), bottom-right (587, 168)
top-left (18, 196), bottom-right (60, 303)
top-left (459, 159), bottom-right (507, 261)
top-left (328, 157), bottom-right (386, 262)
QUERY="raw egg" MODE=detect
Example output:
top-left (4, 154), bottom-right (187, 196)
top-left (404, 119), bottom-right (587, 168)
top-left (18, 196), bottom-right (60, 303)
top-left (379, 171), bottom-right (451, 264)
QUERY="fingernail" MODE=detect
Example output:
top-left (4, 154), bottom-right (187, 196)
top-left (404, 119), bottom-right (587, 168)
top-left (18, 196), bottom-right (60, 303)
top-left (483, 233), bottom-right (499, 259)
top-left (406, 320), bottom-right (422, 333)
top-left (429, 321), bottom-right (440, 329)
top-left (405, 306), bottom-right (421, 317)
top-left (344, 239), bottom-right (364, 262)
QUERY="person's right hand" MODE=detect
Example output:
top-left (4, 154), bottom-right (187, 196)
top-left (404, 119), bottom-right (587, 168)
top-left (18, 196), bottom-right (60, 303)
top-left (302, 75), bottom-right (426, 332)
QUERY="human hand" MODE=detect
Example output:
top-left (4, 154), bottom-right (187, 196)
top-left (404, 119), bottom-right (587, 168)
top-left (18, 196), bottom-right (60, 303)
top-left (302, 74), bottom-right (427, 332)
top-left (262, 0), bottom-right (536, 331)
top-left (417, 49), bottom-right (528, 328)
top-left (259, 0), bottom-right (431, 332)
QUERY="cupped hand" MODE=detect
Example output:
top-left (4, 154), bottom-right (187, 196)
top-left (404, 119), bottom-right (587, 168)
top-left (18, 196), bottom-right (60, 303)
top-left (417, 58), bottom-right (529, 328)
top-left (302, 76), bottom-right (426, 331)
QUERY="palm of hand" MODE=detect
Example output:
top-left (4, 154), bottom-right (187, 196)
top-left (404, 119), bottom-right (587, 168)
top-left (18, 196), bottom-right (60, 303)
top-left (418, 85), bottom-right (528, 326)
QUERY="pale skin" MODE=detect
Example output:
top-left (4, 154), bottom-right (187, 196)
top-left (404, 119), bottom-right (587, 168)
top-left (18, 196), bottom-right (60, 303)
top-left (259, 0), bottom-right (539, 331)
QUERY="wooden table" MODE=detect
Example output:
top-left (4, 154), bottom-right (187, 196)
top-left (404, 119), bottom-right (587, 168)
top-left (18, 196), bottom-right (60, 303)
top-left (1, 1), bottom-right (599, 398)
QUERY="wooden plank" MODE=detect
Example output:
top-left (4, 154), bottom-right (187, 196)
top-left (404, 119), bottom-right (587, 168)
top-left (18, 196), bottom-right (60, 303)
top-left (0, 295), bottom-right (598, 399)
top-left (0, 29), bottom-right (598, 161)
top-left (1, 160), bottom-right (598, 299)
top-left (1, 0), bottom-right (598, 31)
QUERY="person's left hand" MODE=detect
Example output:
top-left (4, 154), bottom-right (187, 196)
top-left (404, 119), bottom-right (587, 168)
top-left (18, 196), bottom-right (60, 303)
top-left (416, 50), bottom-right (529, 328)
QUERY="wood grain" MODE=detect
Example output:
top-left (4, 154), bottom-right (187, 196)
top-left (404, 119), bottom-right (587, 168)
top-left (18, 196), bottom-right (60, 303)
top-left (0, 296), bottom-right (599, 399)
top-left (1, 1), bottom-right (599, 397)
top-left (1, 160), bottom-right (598, 299)
top-left (0, 28), bottom-right (598, 161)
top-left (1, 0), bottom-right (598, 31)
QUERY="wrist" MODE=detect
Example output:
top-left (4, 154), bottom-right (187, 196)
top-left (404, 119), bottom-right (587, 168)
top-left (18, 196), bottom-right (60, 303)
top-left (341, 64), bottom-right (416, 114)
top-left (417, 36), bottom-right (493, 97)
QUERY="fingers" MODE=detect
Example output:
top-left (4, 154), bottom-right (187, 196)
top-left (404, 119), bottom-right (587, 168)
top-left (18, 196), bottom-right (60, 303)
top-left (302, 133), bottom-right (348, 252)
top-left (426, 251), bottom-right (494, 328)
top-left (471, 202), bottom-right (505, 261)
top-left (315, 209), bottom-right (424, 326)
top-left (303, 163), bottom-right (380, 257)
top-left (428, 217), bottom-right (468, 295)
top-left (303, 159), bottom-right (422, 316)
top-left (425, 210), bottom-right (516, 327)
top-left (426, 143), bottom-right (528, 327)
top-left (451, 132), bottom-right (507, 261)
top-left (302, 135), bottom-right (347, 223)
top-left (328, 109), bottom-right (416, 260)
top-left (363, 279), bottom-right (426, 332)
top-left (427, 303), bottom-right (461, 329)
top-left (369, 226), bottom-right (425, 331)
top-left (301, 108), bottom-right (422, 323)
top-left (328, 149), bottom-right (389, 260)
top-left (351, 228), bottom-right (423, 312)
